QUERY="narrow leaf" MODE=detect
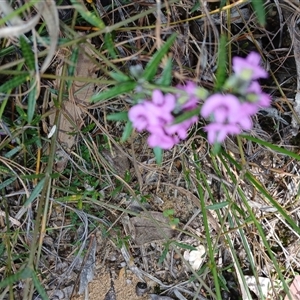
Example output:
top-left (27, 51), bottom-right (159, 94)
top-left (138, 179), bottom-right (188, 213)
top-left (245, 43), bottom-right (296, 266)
top-left (173, 241), bottom-right (197, 251)
top-left (121, 121), bottom-right (133, 142)
top-left (215, 35), bottom-right (227, 91)
top-left (20, 36), bottom-right (35, 71)
top-left (0, 177), bottom-right (16, 190)
top-left (27, 81), bottom-right (37, 123)
top-left (32, 271), bottom-right (50, 300)
top-left (158, 243), bottom-right (170, 265)
top-left (107, 111), bottom-right (129, 121)
top-left (251, 0), bottom-right (266, 26)
top-left (0, 74), bottom-right (29, 94)
top-left (91, 81), bottom-right (136, 102)
top-left (155, 57), bottom-right (173, 86)
top-left (104, 32), bottom-right (117, 59)
top-left (4, 145), bottom-right (23, 158)
top-left (69, 0), bottom-right (105, 29)
top-left (0, 268), bottom-right (31, 289)
top-left (24, 177), bottom-right (46, 207)
top-left (206, 202), bottom-right (229, 210)
top-left (67, 47), bottom-right (79, 89)
top-left (109, 72), bottom-right (131, 82)
top-left (142, 33), bottom-right (177, 82)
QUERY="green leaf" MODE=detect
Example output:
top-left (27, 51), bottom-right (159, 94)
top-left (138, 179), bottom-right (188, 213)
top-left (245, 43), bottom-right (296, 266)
top-left (4, 145), bottom-right (23, 158)
top-left (104, 32), bottom-right (118, 59)
top-left (67, 47), bottom-right (79, 89)
top-left (251, 0), bottom-right (266, 26)
top-left (0, 177), bottom-right (16, 190)
top-left (109, 72), bottom-right (131, 82)
top-left (155, 57), bottom-right (173, 86)
top-left (0, 74), bottom-right (29, 94)
top-left (20, 174), bottom-right (45, 180)
top-left (142, 33), bottom-right (177, 82)
top-left (173, 241), bottom-right (197, 251)
top-left (107, 111), bottom-right (129, 121)
top-left (190, 1), bottom-right (200, 13)
top-left (241, 134), bottom-right (300, 160)
top-left (15, 105), bottom-right (27, 121)
top-left (158, 242), bottom-right (170, 265)
top-left (91, 81), bottom-right (136, 102)
top-left (24, 177), bottom-right (46, 207)
top-left (215, 35), bottom-right (227, 91)
top-left (32, 271), bottom-right (50, 300)
top-left (27, 81), bottom-right (37, 123)
top-left (20, 36), bottom-right (35, 71)
top-left (121, 121), bottom-right (133, 142)
top-left (219, 0), bottom-right (226, 8)
top-left (0, 267), bottom-right (31, 289)
top-left (206, 201), bottom-right (229, 210)
top-left (69, 0), bottom-right (105, 29)
top-left (153, 147), bottom-right (163, 165)
top-left (163, 209), bottom-right (175, 217)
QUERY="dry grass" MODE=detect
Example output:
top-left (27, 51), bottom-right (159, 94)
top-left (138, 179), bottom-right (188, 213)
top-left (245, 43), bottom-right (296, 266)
top-left (1, 0), bottom-right (300, 299)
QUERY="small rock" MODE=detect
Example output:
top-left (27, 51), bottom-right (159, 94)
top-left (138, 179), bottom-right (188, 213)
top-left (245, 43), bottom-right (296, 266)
top-left (135, 282), bottom-right (148, 296)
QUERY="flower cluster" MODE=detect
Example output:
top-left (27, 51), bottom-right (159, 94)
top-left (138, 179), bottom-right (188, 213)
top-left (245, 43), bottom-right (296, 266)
top-left (129, 52), bottom-right (271, 149)
top-left (201, 52), bottom-right (270, 144)
top-left (128, 82), bottom-right (199, 149)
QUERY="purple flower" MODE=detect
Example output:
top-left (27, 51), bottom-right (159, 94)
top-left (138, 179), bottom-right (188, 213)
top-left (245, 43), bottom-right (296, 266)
top-left (177, 81), bottom-right (199, 110)
top-left (201, 93), bottom-right (256, 143)
top-left (165, 116), bottom-right (198, 139)
top-left (129, 88), bottom-right (199, 150)
top-left (232, 52), bottom-right (268, 80)
top-left (152, 90), bottom-right (176, 111)
top-left (247, 81), bottom-right (271, 107)
top-left (204, 123), bottom-right (241, 144)
top-left (128, 90), bottom-right (175, 131)
top-left (147, 129), bottom-right (179, 149)
top-left (128, 104), bottom-right (150, 131)
top-left (201, 94), bottom-right (241, 123)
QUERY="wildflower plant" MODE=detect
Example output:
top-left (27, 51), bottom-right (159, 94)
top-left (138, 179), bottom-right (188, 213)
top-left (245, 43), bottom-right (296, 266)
top-left (127, 51), bottom-right (271, 152)
top-left (2, 1), bottom-right (300, 300)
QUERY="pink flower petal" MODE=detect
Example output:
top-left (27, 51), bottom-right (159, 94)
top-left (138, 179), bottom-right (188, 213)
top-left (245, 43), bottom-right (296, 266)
top-left (201, 94), bottom-right (241, 122)
top-left (204, 123), bottom-right (241, 144)
top-left (233, 52), bottom-right (268, 80)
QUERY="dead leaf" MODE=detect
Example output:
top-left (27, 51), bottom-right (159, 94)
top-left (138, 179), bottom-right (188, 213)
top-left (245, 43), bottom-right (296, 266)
top-left (49, 38), bottom-right (97, 171)
top-left (123, 212), bottom-right (175, 245)
top-left (285, 275), bottom-right (300, 300)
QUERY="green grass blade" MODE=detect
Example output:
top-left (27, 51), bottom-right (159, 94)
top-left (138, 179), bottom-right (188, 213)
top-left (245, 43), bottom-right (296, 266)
top-left (241, 134), bottom-right (300, 160)
top-left (222, 150), bottom-right (300, 236)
